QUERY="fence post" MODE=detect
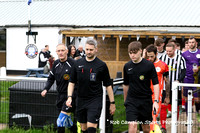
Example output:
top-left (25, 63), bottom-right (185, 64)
top-left (187, 89), bottom-right (193, 133)
top-left (171, 81), bottom-right (178, 133)
top-left (99, 86), bottom-right (106, 133)
top-left (0, 67), bottom-right (6, 77)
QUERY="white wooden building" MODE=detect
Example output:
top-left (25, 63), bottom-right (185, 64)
top-left (1, 0), bottom-right (200, 76)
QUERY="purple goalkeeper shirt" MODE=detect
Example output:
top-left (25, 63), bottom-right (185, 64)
top-left (182, 49), bottom-right (200, 83)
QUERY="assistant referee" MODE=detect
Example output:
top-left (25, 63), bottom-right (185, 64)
top-left (41, 44), bottom-right (77, 133)
top-left (66, 38), bottom-right (116, 133)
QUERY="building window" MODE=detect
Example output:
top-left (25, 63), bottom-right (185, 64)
top-left (0, 30), bottom-right (6, 51)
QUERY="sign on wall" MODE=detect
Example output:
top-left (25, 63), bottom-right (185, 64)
top-left (25, 44), bottom-right (38, 59)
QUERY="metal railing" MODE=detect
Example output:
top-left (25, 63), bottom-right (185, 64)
top-left (0, 75), bottom-right (125, 132)
top-left (0, 76), bottom-right (58, 130)
top-left (172, 82), bottom-right (200, 133)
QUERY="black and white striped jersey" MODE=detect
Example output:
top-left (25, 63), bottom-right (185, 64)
top-left (157, 50), bottom-right (166, 59)
top-left (175, 49), bottom-right (182, 55)
top-left (159, 53), bottom-right (186, 83)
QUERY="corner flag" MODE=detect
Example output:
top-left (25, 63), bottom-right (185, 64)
top-left (28, 0), bottom-right (32, 5)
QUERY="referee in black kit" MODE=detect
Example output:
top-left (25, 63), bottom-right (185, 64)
top-left (66, 38), bottom-right (116, 133)
top-left (123, 41), bottom-right (159, 133)
top-left (41, 44), bottom-right (77, 133)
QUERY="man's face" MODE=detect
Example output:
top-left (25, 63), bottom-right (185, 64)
top-left (78, 47), bottom-right (83, 52)
top-left (185, 43), bottom-right (189, 50)
top-left (56, 45), bottom-right (68, 61)
top-left (188, 38), bottom-right (197, 50)
top-left (147, 52), bottom-right (156, 63)
top-left (46, 46), bottom-right (49, 51)
top-left (156, 43), bottom-right (164, 52)
top-left (166, 46), bottom-right (175, 58)
top-left (129, 49), bottom-right (142, 62)
top-left (85, 44), bottom-right (97, 59)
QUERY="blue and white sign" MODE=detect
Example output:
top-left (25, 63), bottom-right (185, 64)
top-left (25, 44), bottom-right (38, 59)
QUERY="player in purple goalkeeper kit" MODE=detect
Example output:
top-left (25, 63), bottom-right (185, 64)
top-left (182, 37), bottom-right (200, 114)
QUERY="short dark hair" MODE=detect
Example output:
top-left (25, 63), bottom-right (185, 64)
top-left (185, 41), bottom-right (188, 44)
top-left (168, 39), bottom-right (176, 44)
top-left (154, 38), bottom-right (164, 46)
top-left (128, 41), bottom-right (142, 53)
top-left (166, 42), bottom-right (175, 49)
top-left (176, 43), bottom-right (180, 47)
top-left (189, 36), bottom-right (197, 42)
top-left (146, 44), bottom-right (157, 55)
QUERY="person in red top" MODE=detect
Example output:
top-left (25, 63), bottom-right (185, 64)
top-left (146, 44), bottom-right (170, 133)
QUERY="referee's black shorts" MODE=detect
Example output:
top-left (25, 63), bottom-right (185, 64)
top-left (56, 93), bottom-right (76, 113)
top-left (76, 96), bottom-right (102, 124)
top-left (124, 97), bottom-right (153, 123)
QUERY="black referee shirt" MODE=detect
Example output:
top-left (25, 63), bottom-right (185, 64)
top-left (69, 57), bottom-right (112, 99)
top-left (123, 58), bottom-right (159, 99)
top-left (44, 58), bottom-right (75, 94)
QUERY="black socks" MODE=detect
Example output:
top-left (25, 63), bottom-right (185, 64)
top-left (57, 127), bottom-right (65, 133)
top-left (82, 130), bottom-right (88, 133)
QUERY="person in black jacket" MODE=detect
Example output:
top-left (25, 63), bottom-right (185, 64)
top-left (76, 45), bottom-right (85, 58)
top-left (38, 48), bottom-right (49, 67)
top-left (44, 45), bottom-right (52, 59)
top-left (41, 44), bottom-right (77, 133)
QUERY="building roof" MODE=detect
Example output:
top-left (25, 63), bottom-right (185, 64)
top-left (1, 0), bottom-right (200, 27)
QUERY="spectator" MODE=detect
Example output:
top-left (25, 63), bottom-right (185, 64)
top-left (44, 45), bottom-right (52, 58)
top-left (67, 45), bottom-right (80, 60)
top-left (76, 45), bottom-right (85, 58)
top-left (38, 48), bottom-right (49, 67)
